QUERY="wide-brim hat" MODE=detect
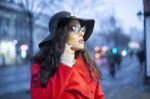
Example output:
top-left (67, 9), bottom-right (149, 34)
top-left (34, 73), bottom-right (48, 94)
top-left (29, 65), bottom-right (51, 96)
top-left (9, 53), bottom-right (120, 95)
top-left (39, 11), bottom-right (95, 48)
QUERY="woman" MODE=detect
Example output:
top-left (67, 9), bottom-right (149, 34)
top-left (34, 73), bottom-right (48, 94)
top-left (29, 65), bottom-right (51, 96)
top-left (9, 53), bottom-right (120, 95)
top-left (31, 11), bottom-right (104, 99)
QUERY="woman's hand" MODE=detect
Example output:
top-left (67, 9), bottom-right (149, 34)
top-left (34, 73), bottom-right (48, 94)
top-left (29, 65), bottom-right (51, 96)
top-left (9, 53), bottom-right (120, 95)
top-left (60, 43), bottom-right (75, 67)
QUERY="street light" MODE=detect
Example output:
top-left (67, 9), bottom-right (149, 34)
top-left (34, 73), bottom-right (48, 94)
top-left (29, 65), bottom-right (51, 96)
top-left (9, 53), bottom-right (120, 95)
top-left (137, 11), bottom-right (143, 21)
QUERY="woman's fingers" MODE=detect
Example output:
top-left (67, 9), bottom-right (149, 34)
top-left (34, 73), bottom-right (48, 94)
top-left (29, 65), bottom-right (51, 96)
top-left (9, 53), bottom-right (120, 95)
top-left (65, 43), bottom-right (74, 55)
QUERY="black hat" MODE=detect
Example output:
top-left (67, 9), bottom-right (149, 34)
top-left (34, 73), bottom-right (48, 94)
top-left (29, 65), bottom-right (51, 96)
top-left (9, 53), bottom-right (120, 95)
top-left (39, 11), bottom-right (95, 48)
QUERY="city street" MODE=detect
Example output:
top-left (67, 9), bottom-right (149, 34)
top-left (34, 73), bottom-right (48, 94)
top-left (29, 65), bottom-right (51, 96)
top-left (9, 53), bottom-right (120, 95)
top-left (0, 63), bottom-right (30, 99)
top-left (0, 0), bottom-right (149, 99)
top-left (101, 55), bottom-right (150, 99)
top-left (0, 55), bottom-right (150, 99)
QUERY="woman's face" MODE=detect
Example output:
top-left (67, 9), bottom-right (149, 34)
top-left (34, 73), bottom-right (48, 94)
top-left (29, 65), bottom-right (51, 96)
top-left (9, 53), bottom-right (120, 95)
top-left (67, 19), bottom-right (85, 51)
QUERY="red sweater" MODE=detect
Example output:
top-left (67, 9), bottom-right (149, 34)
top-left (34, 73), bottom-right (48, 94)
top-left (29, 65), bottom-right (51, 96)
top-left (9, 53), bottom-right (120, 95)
top-left (31, 54), bottom-right (104, 99)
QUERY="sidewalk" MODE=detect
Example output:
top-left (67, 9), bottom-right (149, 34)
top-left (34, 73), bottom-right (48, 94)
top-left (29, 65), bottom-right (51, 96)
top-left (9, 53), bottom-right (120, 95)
top-left (101, 55), bottom-right (150, 99)
top-left (0, 62), bottom-right (31, 99)
top-left (0, 90), bottom-right (30, 99)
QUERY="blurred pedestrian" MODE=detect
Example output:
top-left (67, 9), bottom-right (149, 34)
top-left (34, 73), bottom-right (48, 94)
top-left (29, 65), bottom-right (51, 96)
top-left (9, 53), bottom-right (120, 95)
top-left (31, 11), bottom-right (104, 99)
top-left (136, 48), bottom-right (145, 66)
top-left (114, 52), bottom-right (122, 70)
top-left (106, 49), bottom-right (116, 78)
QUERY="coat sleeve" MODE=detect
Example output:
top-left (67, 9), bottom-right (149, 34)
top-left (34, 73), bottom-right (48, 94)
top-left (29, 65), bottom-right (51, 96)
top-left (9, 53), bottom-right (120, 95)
top-left (30, 63), bottom-right (73, 99)
top-left (94, 83), bottom-right (105, 99)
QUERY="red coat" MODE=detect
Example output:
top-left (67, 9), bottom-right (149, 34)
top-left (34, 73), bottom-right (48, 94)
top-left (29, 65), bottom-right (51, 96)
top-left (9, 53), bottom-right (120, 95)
top-left (31, 54), bottom-right (104, 99)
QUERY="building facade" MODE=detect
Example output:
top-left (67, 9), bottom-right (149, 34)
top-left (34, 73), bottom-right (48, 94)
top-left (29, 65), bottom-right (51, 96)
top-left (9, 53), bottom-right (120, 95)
top-left (143, 0), bottom-right (150, 83)
top-left (0, 2), bottom-right (49, 66)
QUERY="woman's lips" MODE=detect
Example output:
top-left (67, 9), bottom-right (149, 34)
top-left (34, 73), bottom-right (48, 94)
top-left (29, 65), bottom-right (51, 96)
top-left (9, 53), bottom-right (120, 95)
top-left (79, 39), bottom-right (84, 44)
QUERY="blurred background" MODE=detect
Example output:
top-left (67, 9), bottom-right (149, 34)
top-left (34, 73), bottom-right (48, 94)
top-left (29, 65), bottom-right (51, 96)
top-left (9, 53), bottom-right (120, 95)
top-left (0, 0), bottom-right (150, 99)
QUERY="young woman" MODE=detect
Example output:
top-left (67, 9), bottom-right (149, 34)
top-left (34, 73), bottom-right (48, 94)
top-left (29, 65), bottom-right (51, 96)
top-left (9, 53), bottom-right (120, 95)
top-left (31, 11), bottom-right (104, 99)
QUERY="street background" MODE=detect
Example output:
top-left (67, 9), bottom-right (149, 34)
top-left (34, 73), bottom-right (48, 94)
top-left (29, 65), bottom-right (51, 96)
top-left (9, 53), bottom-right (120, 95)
top-left (0, 0), bottom-right (150, 99)
top-left (0, 54), bottom-right (150, 99)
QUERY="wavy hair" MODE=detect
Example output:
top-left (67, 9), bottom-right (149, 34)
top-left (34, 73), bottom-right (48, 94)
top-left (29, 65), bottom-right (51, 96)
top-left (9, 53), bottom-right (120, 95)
top-left (32, 19), bottom-right (101, 87)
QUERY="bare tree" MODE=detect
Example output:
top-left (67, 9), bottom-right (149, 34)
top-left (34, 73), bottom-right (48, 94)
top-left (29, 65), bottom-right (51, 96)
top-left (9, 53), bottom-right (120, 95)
top-left (9, 0), bottom-right (51, 57)
top-left (1, 0), bottom-right (117, 54)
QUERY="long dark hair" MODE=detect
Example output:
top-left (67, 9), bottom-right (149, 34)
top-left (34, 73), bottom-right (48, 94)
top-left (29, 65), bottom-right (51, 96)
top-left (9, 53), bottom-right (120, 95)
top-left (32, 19), bottom-right (101, 87)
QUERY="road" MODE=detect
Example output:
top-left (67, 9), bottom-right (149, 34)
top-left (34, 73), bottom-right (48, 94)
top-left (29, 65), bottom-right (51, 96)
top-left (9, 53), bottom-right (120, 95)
top-left (0, 55), bottom-right (150, 99)
top-left (101, 55), bottom-right (150, 99)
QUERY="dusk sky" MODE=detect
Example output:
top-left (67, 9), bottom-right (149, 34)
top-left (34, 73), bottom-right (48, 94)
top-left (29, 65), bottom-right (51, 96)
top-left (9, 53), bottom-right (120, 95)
top-left (114, 0), bottom-right (143, 33)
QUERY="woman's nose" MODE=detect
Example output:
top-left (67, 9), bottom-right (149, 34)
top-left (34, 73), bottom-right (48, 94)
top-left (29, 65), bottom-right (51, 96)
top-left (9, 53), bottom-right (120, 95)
top-left (78, 31), bottom-right (84, 36)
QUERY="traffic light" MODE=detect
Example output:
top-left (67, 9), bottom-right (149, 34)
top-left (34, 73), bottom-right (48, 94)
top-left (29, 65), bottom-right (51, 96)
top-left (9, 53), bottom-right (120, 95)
top-left (112, 47), bottom-right (118, 54)
top-left (122, 49), bottom-right (127, 56)
top-left (94, 46), bottom-right (100, 59)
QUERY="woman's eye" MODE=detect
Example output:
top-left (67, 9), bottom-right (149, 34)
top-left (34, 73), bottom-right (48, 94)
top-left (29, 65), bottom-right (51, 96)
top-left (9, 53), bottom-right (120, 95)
top-left (73, 27), bottom-right (79, 33)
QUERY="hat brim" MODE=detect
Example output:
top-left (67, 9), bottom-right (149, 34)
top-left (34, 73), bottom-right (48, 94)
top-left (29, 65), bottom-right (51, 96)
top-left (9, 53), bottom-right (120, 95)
top-left (39, 17), bottom-right (95, 48)
top-left (79, 18), bottom-right (95, 41)
top-left (39, 34), bottom-right (53, 48)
